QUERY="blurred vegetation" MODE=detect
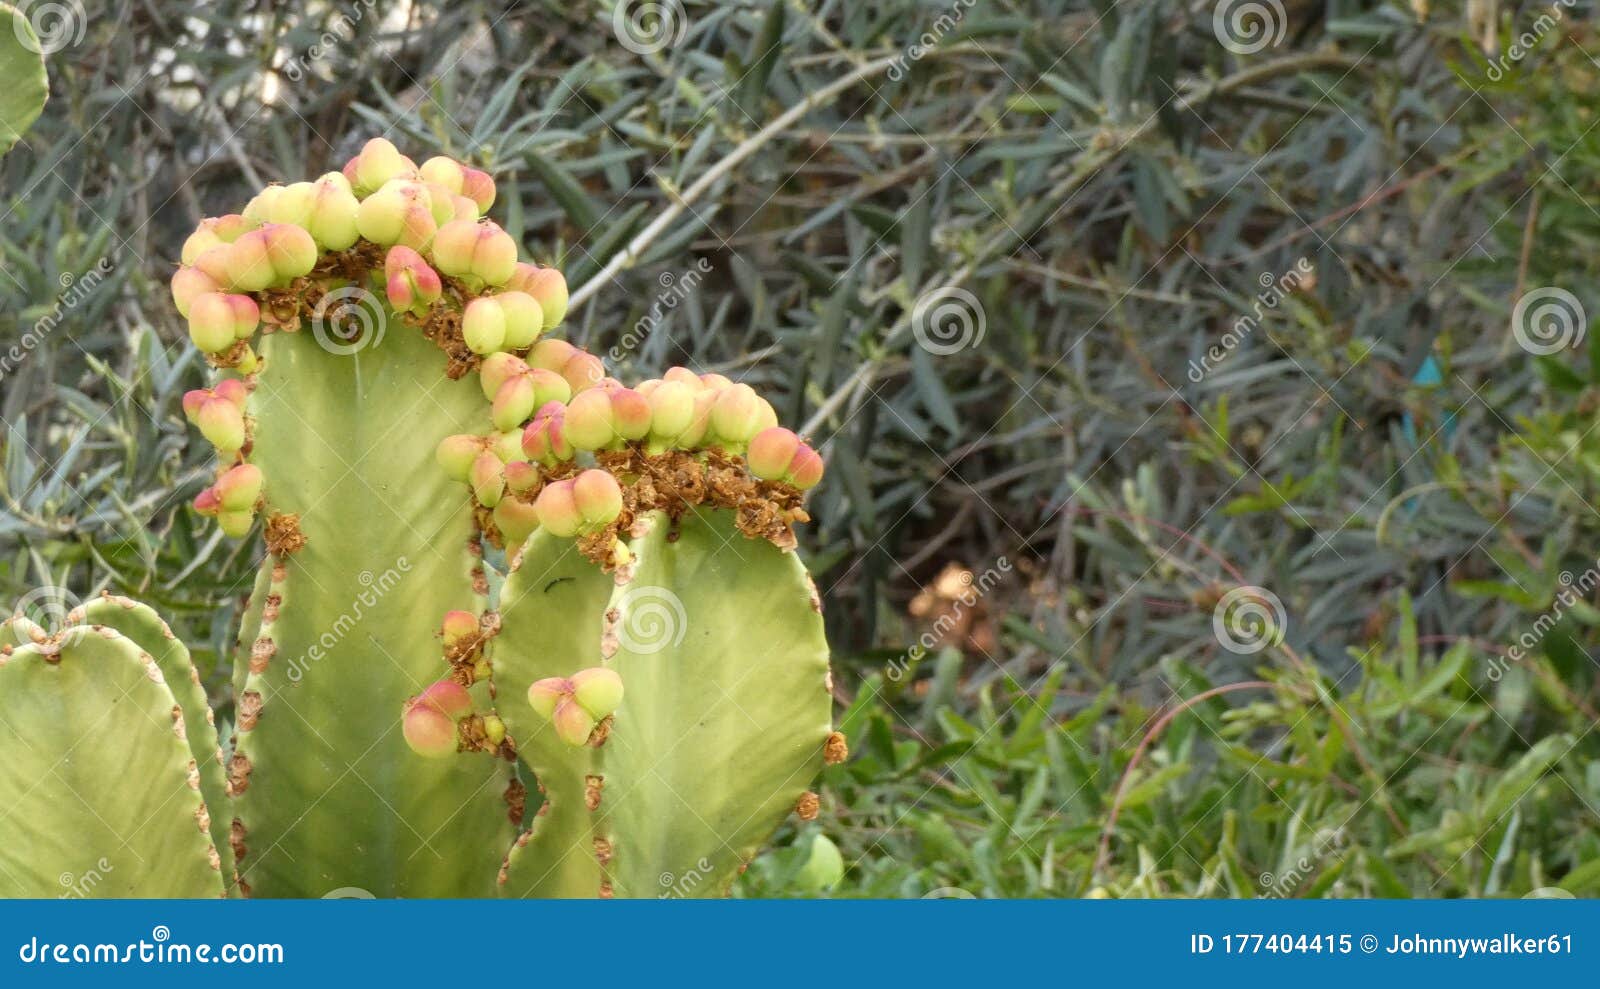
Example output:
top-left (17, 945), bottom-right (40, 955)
top-left (4, 0), bottom-right (1600, 897)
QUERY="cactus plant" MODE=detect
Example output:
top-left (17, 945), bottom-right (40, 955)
top-left (0, 2), bottom-right (47, 154)
top-left (1, 137), bottom-right (841, 898)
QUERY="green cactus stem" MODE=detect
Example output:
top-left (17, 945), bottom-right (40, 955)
top-left (0, 626), bottom-right (226, 897)
top-left (0, 2), bottom-right (48, 153)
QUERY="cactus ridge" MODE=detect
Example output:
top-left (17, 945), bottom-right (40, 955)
top-left (0, 627), bottom-right (226, 898)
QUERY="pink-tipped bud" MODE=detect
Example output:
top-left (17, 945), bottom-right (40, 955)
top-left (478, 352), bottom-right (529, 401)
top-left (572, 469), bottom-right (623, 529)
top-left (493, 496), bottom-right (541, 547)
top-left (430, 219), bottom-right (516, 286)
top-left (527, 677), bottom-right (571, 720)
top-left (418, 156), bottom-right (466, 194)
top-left (522, 401), bottom-right (574, 465)
top-left (219, 230), bottom-right (277, 293)
top-left (460, 167), bottom-right (496, 213)
top-left (267, 182), bottom-right (316, 229)
top-left (383, 245), bottom-right (442, 314)
top-left (747, 427), bottom-right (801, 481)
top-left (533, 478), bottom-right (581, 538)
top-left (356, 183), bottom-right (436, 249)
top-left (347, 137), bottom-right (416, 196)
top-left (470, 452), bottom-right (505, 507)
top-left (435, 434), bottom-right (484, 482)
top-left (170, 267), bottom-right (219, 319)
top-left (462, 298), bottom-right (507, 355)
top-left (645, 380), bottom-right (695, 446)
top-left (570, 668), bottom-right (623, 721)
top-left (307, 175), bottom-right (361, 250)
top-left (217, 509), bottom-right (256, 539)
top-left (214, 463), bottom-right (263, 510)
top-left (710, 383), bottom-right (766, 448)
top-left (787, 443), bottom-right (824, 490)
top-left (563, 388), bottom-right (618, 451)
top-left (440, 610), bottom-right (479, 649)
top-left (494, 290), bottom-right (545, 350)
top-left (506, 264), bottom-right (568, 329)
top-left (187, 293), bottom-right (241, 353)
top-left (551, 697), bottom-right (597, 747)
top-left (214, 378), bottom-right (249, 408)
top-left (197, 397), bottom-right (246, 454)
top-left (181, 214), bottom-right (255, 266)
top-left (491, 374), bottom-right (538, 432)
top-left (415, 679), bottom-right (474, 720)
top-left (490, 430), bottom-right (525, 462)
top-left (608, 385), bottom-right (652, 442)
top-left (663, 366), bottom-right (704, 390)
top-left (503, 460), bottom-right (540, 495)
top-left (402, 704), bottom-right (458, 758)
top-left (192, 488), bottom-right (221, 517)
top-left (181, 389), bottom-right (208, 423)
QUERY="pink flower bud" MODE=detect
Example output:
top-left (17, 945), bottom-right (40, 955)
top-left (419, 156), bottom-right (466, 194)
top-left (221, 230), bottom-right (278, 293)
top-left (478, 352), bottom-right (530, 401)
top-left (346, 138), bottom-right (417, 196)
top-left (307, 176), bottom-right (361, 250)
top-left (608, 385), bottom-right (652, 442)
top-left (170, 267), bottom-right (219, 319)
top-left (747, 427), bottom-right (800, 481)
top-left (460, 167), bottom-right (496, 213)
top-left (270, 182), bottom-right (317, 228)
top-left (527, 338), bottom-right (576, 373)
top-left (572, 469), bottom-right (623, 528)
top-left (710, 383), bottom-right (765, 448)
top-left (197, 397), bottom-right (247, 454)
top-left (493, 496), bottom-right (541, 547)
top-left (181, 214), bottom-right (254, 266)
top-left (563, 389), bottom-right (617, 452)
top-left (462, 297), bottom-right (507, 355)
top-left (440, 610), bottom-right (478, 649)
top-left (503, 460), bottom-right (540, 495)
top-left (787, 443), bottom-right (824, 490)
top-left (700, 372), bottom-right (734, 391)
top-left (214, 463), bottom-right (263, 511)
top-left (402, 704), bottom-right (457, 758)
top-left (493, 290), bottom-right (545, 350)
top-left (436, 434), bottom-right (484, 482)
top-left (491, 374), bottom-right (538, 432)
top-left (551, 697), bottom-right (597, 747)
top-left (570, 668), bottom-right (623, 721)
top-left (429, 219), bottom-right (516, 286)
top-left (214, 378), bottom-right (249, 408)
top-left (356, 183), bottom-right (436, 249)
top-left (527, 677), bottom-right (571, 720)
top-left (415, 679), bottom-right (474, 720)
top-left (522, 401), bottom-right (574, 465)
top-left (533, 478), bottom-right (582, 538)
top-left (506, 264), bottom-right (568, 329)
top-left (489, 430), bottom-right (525, 462)
top-left (187, 293), bottom-right (240, 353)
top-left (645, 379), bottom-right (696, 447)
top-left (181, 389), bottom-right (208, 423)
top-left (383, 246), bottom-right (442, 314)
top-left (192, 488), bottom-right (221, 517)
top-left (470, 452), bottom-right (505, 507)
top-left (663, 366), bottom-right (704, 390)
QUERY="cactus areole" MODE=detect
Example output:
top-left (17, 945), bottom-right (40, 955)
top-left (145, 138), bottom-right (843, 897)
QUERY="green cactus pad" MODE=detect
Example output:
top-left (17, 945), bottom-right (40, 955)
top-left (0, 3), bottom-right (47, 154)
top-left (495, 508), bottom-right (832, 897)
top-left (0, 628), bottom-right (225, 897)
top-left (65, 595), bottom-right (238, 891)
top-left (229, 324), bottom-right (514, 897)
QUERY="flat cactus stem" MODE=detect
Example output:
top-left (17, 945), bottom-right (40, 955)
top-left (230, 324), bottom-right (513, 897)
top-left (495, 508), bottom-right (832, 897)
top-left (231, 559), bottom-right (274, 705)
top-left (0, 628), bottom-right (226, 897)
top-left (492, 530), bottom-right (613, 898)
top-left (65, 595), bottom-right (238, 893)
